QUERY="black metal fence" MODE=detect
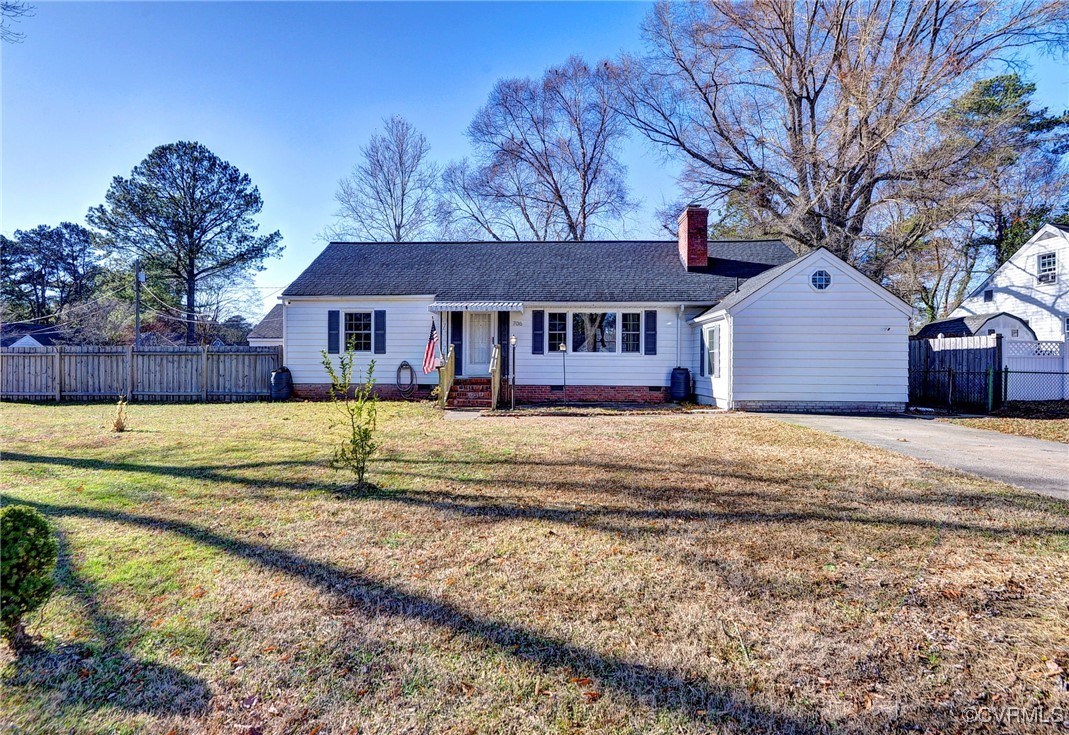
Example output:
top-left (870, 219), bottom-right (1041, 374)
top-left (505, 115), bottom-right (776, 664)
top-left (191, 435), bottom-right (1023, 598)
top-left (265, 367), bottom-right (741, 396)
top-left (909, 366), bottom-right (1002, 412)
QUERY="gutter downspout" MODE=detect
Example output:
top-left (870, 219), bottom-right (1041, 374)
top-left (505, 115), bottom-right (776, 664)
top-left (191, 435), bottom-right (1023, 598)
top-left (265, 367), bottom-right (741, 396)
top-left (726, 312), bottom-right (734, 410)
top-left (676, 304), bottom-right (684, 367)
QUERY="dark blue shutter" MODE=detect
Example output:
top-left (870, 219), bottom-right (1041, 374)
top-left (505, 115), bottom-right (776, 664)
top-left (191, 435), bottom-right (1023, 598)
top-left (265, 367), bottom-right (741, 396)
top-left (644, 310), bottom-right (657, 355)
top-left (532, 310), bottom-right (545, 354)
top-left (497, 311), bottom-right (510, 376)
top-left (699, 328), bottom-right (705, 377)
top-left (450, 311), bottom-right (464, 376)
top-left (327, 310), bottom-right (340, 354)
top-left (373, 310), bottom-right (386, 354)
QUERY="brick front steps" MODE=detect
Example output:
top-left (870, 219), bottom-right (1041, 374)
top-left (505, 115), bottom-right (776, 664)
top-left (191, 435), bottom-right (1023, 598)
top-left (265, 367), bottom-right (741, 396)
top-left (447, 377), bottom-right (493, 409)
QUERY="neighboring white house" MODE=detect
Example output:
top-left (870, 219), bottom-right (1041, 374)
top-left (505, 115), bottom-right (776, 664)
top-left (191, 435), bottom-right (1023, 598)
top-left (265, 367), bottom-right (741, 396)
top-left (247, 304), bottom-right (284, 348)
top-left (275, 206), bottom-right (912, 412)
top-left (951, 223), bottom-right (1069, 341)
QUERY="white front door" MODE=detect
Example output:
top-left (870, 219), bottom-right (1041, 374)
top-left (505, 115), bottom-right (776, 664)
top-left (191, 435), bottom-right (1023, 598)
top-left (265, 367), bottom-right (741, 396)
top-left (466, 312), bottom-right (494, 375)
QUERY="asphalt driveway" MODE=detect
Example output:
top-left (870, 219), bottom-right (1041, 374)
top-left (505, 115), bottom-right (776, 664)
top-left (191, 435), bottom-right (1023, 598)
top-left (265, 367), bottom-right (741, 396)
top-left (764, 413), bottom-right (1068, 500)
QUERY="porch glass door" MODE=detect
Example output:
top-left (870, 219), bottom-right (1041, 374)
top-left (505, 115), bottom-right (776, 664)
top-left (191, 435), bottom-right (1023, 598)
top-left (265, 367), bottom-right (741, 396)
top-left (466, 312), bottom-right (493, 375)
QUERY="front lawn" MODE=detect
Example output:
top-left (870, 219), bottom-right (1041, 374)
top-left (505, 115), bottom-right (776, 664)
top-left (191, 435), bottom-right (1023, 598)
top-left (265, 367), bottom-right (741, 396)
top-left (944, 401), bottom-right (1069, 444)
top-left (1, 402), bottom-right (1066, 734)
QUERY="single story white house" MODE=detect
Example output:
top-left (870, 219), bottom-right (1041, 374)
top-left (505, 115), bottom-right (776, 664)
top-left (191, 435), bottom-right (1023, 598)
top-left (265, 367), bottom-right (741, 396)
top-left (276, 206), bottom-right (912, 412)
top-left (950, 223), bottom-right (1069, 341)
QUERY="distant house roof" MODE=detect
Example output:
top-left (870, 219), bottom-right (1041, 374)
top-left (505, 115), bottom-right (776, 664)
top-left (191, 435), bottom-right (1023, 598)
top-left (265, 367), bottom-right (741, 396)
top-left (913, 312), bottom-right (1035, 340)
top-left (0, 324), bottom-right (63, 347)
top-left (248, 304), bottom-right (283, 340)
top-left (1051, 222), bottom-right (1069, 234)
top-left (282, 240), bottom-right (797, 304)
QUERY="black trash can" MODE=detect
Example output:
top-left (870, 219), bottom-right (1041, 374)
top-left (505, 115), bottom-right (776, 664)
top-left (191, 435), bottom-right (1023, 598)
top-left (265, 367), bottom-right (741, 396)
top-left (270, 366), bottom-right (293, 401)
top-left (670, 367), bottom-right (691, 401)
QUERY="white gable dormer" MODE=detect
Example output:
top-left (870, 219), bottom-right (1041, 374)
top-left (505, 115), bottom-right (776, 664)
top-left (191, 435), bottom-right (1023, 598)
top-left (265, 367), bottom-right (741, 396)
top-left (951, 224), bottom-right (1069, 340)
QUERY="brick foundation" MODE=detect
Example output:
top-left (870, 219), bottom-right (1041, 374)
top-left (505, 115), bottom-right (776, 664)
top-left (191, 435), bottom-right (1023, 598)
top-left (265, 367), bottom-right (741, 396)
top-left (513, 385), bottom-right (668, 404)
top-left (293, 383), bottom-right (435, 401)
top-left (293, 383), bottom-right (669, 404)
top-left (733, 400), bottom-right (906, 414)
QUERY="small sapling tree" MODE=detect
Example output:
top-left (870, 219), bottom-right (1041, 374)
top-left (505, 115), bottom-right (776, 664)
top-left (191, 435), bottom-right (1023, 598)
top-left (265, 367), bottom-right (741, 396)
top-left (1, 505), bottom-right (58, 653)
top-left (320, 345), bottom-right (378, 490)
top-left (112, 395), bottom-right (128, 432)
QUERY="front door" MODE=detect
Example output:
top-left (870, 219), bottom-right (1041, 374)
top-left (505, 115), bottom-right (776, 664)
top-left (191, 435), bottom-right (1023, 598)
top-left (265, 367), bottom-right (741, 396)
top-left (466, 312), bottom-right (494, 375)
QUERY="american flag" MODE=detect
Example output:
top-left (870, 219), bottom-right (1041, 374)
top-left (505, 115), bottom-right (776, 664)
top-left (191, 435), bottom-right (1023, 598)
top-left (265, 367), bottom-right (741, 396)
top-left (422, 321), bottom-right (440, 374)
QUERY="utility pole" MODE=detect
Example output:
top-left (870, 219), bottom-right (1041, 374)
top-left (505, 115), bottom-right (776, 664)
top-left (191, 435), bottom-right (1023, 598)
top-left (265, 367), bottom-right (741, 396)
top-left (134, 258), bottom-right (143, 349)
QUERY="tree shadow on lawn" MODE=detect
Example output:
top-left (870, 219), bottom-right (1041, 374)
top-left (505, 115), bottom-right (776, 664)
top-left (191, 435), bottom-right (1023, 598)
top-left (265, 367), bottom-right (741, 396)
top-left (2, 529), bottom-right (210, 720)
top-left (10, 496), bottom-right (829, 734)
top-left (4, 451), bottom-right (1066, 540)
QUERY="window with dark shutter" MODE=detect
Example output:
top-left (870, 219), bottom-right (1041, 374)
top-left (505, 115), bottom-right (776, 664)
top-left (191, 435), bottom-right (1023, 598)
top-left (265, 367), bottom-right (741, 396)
top-left (327, 310), bottom-right (340, 354)
top-left (643, 310), bottom-right (657, 355)
top-left (532, 310), bottom-right (545, 354)
top-left (699, 328), bottom-right (705, 376)
top-left (373, 310), bottom-right (386, 354)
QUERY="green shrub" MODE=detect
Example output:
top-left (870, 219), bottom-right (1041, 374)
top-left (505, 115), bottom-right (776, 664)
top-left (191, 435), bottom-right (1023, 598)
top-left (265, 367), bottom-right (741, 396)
top-left (320, 347), bottom-right (379, 490)
top-left (1, 505), bottom-right (58, 652)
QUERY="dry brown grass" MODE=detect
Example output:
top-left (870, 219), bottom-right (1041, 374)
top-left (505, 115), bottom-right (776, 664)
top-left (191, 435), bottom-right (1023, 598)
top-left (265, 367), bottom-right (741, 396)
top-left (0, 402), bottom-right (1066, 734)
top-left (945, 401), bottom-right (1069, 443)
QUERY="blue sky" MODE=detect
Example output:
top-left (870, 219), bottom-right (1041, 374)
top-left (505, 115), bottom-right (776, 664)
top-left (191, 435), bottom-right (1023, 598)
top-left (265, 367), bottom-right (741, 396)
top-left (4, 2), bottom-right (1067, 317)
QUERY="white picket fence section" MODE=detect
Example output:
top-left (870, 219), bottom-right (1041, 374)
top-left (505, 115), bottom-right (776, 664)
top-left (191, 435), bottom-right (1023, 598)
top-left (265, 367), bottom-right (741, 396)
top-left (1003, 339), bottom-right (1069, 401)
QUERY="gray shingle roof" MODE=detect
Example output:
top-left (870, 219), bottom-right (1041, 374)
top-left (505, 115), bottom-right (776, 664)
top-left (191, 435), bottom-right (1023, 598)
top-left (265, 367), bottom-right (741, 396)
top-left (248, 304), bottom-right (283, 340)
top-left (913, 312), bottom-right (1033, 339)
top-left (282, 240), bottom-right (796, 304)
top-left (696, 256), bottom-right (800, 315)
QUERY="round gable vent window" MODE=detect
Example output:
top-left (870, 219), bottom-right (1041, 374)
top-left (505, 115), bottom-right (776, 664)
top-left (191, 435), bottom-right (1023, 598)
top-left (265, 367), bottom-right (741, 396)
top-left (811, 269), bottom-right (832, 291)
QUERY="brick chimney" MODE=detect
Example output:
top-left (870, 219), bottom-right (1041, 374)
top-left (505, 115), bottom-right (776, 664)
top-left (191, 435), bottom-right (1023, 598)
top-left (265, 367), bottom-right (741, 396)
top-left (677, 205), bottom-right (708, 269)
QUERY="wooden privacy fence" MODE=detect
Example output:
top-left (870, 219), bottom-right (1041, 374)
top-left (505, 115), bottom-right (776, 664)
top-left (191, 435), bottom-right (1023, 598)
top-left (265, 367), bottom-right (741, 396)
top-left (908, 335), bottom-right (1003, 411)
top-left (0, 345), bottom-right (283, 402)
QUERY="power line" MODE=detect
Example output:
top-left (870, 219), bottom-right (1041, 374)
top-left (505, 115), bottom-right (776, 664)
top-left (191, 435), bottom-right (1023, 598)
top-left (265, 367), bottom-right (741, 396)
top-left (1, 288), bottom-right (126, 326)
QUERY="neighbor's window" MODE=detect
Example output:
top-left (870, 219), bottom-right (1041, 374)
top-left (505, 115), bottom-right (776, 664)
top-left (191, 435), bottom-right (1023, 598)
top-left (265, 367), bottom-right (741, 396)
top-left (621, 312), bottom-right (641, 353)
top-left (548, 312), bottom-right (567, 352)
top-left (987, 329), bottom-right (997, 336)
top-left (1011, 329), bottom-right (1020, 337)
top-left (811, 269), bottom-right (832, 290)
top-left (1038, 252), bottom-right (1057, 282)
top-left (572, 312), bottom-right (617, 352)
top-left (983, 289), bottom-right (993, 302)
top-left (344, 312), bottom-right (372, 351)
top-left (708, 325), bottom-right (721, 378)
top-left (1065, 316), bottom-right (1069, 334)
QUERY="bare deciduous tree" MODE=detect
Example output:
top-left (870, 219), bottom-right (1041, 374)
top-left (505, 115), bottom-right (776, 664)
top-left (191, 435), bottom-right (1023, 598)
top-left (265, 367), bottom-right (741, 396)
top-left (439, 56), bottom-right (634, 241)
top-left (1, 1), bottom-right (33, 43)
top-left (611, 0), bottom-right (1069, 269)
top-left (327, 116), bottom-right (439, 242)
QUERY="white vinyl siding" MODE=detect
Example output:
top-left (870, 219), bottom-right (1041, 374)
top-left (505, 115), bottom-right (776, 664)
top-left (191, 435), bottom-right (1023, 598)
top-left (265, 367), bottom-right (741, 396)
top-left (694, 315), bottom-right (731, 408)
top-left (285, 299), bottom-right (691, 389)
top-left (284, 296), bottom-right (439, 385)
top-left (514, 304), bottom-right (686, 387)
top-left (952, 227), bottom-right (1069, 340)
top-left (729, 255), bottom-right (908, 404)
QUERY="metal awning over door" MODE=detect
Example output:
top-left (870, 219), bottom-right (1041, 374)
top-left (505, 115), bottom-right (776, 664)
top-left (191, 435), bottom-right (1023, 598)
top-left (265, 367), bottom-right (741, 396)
top-left (428, 301), bottom-right (523, 313)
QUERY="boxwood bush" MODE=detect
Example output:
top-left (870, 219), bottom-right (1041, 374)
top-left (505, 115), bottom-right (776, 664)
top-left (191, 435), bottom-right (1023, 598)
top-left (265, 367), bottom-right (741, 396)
top-left (1, 505), bottom-right (57, 651)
